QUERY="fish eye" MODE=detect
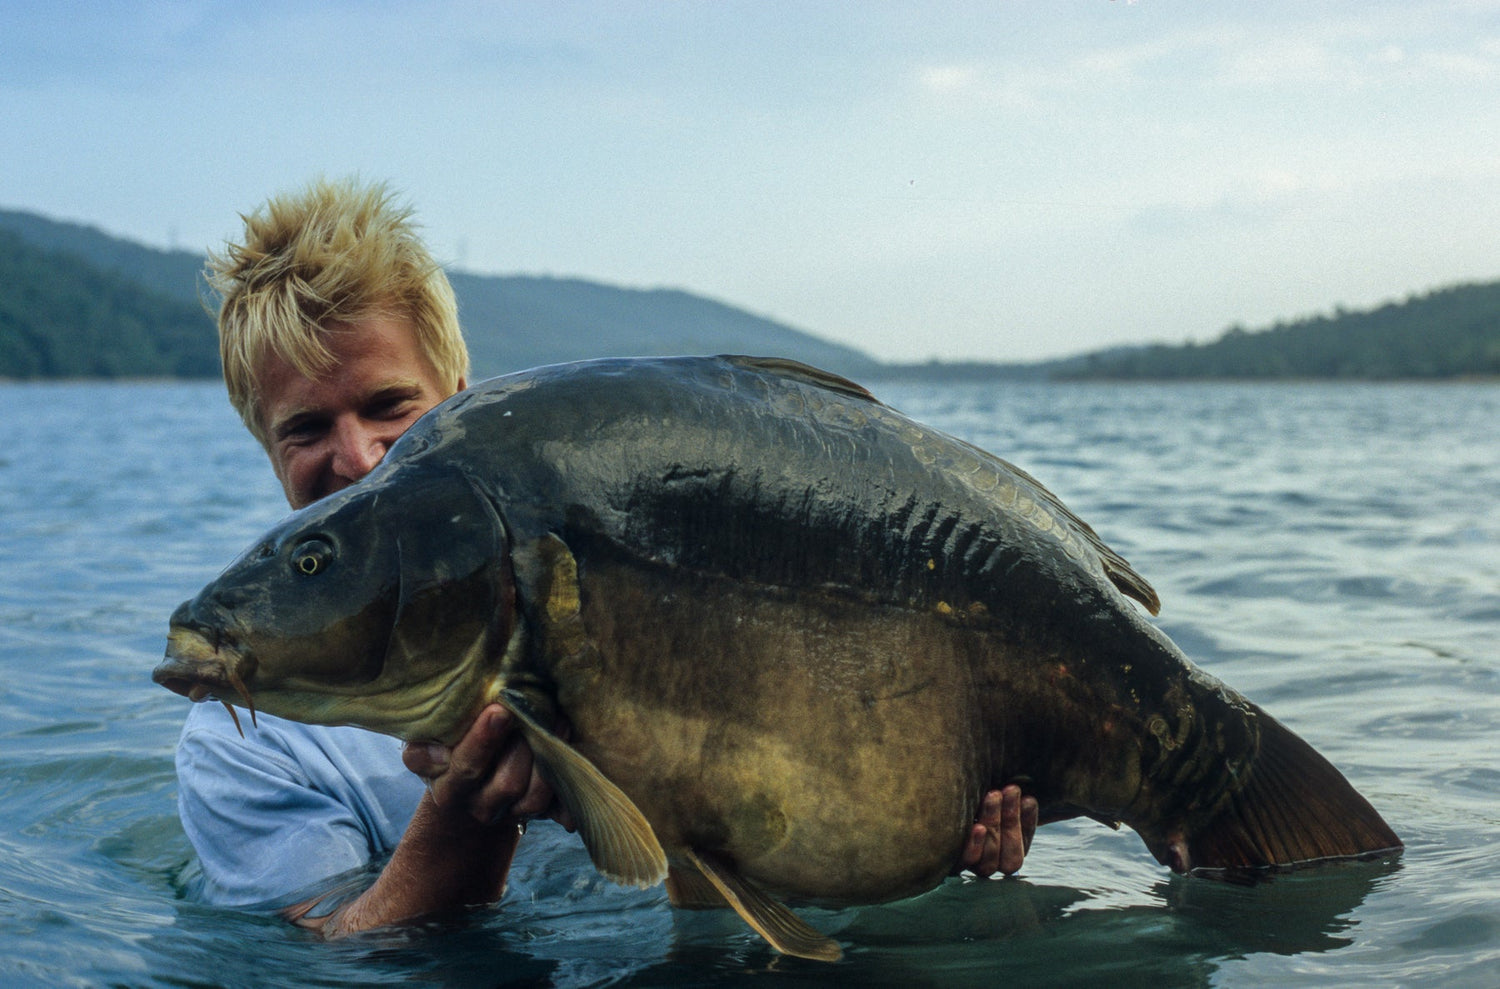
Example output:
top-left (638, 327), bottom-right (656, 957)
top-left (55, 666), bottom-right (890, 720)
top-left (290, 538), bottom-right (335, 577)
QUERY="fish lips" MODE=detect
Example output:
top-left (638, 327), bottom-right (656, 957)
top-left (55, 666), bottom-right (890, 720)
top-left (153, 610), bottom-right (257, 708)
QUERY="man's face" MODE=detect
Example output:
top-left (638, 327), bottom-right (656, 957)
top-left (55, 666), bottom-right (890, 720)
top-left (256, 314), bottom-right (462, 509)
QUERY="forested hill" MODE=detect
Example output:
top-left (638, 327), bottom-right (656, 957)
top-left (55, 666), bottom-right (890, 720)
top-left (0, 209), bottom-right (878, 380)
top-left (448, 271), bottom-right (879, 377)
top-left (1063, 282), bottom-right (1500, 380)
top-left (0, 227), bottom-right (219, 378)
top-left (3, 207), bottom-right (1498, 382)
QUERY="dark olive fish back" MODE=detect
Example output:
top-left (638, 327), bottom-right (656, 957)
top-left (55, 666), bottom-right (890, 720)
top-left (389, 355), bottom-right (1154, 623)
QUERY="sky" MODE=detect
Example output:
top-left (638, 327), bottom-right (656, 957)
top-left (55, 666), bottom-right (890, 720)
top-left (5, 1), bottom-right (1500, 363)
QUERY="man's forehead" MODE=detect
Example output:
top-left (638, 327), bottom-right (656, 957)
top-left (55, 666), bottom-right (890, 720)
top-left (251, 314), bottom-right (447, 433)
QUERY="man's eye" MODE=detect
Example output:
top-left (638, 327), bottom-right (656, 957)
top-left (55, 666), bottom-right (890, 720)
top-left (370, 397), bottom-right (416, 419)
top-left (279, 419), bottom-right (327, 443)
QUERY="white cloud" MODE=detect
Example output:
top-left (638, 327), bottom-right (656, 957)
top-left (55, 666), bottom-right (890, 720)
top-left (918, 63), bottom-right (981, 95)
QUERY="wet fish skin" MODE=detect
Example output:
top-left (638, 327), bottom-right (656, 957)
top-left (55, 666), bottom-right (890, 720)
top-left (155, 355), bottom-right (1401, 960)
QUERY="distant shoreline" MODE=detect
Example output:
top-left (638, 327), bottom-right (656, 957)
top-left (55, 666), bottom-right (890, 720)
top-left (6, 369), bottom-right (1496, 386)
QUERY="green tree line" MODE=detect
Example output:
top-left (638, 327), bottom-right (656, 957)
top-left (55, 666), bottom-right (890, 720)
top-left (0, 229), bottom-right (219, 379)
top-left (1065, 283), bottom-right (1500, 380)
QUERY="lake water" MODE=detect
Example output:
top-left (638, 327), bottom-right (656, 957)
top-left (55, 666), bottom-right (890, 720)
top-left (1, 378), bottom-right (1496, 988)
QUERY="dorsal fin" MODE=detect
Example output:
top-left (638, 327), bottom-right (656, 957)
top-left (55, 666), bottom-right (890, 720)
top-left (1036, 485), bottom-right (1160, 615)
top-left (721, 355), bottom-right (881, 404)
top-left (1044, 497), bottom-right (1161, 616)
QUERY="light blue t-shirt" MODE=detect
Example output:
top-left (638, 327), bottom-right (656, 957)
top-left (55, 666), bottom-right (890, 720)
top-left (174, 702), bottom-right (425, 907)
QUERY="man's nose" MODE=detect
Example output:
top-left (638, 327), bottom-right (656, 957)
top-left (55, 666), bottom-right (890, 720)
top-left (329, 419), bottom-right (389, 483)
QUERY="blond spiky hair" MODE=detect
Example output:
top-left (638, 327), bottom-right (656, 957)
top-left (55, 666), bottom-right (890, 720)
top-left (207, 177), bottom-right (469, 446)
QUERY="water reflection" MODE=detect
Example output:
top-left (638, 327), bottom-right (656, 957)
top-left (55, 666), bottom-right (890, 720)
top-left (122, 856), bottom-right (1398, 988)
top-left (778, 860), bottom-right (1400, 989)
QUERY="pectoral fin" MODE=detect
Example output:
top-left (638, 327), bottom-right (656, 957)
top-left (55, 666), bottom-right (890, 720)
top-left (497, 688), bottom-right (667, 888)
top-left (683, 848), bottom-right (843, 962)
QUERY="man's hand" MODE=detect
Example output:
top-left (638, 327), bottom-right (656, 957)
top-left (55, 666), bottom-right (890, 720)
top-left (403, 704), bottom-right (565, 826)
top-left (960, 785), bottom-right (1038, 877)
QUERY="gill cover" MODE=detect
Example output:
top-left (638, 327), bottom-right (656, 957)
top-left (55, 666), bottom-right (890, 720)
top-left (160, 464), bottom-right (513, 741)
top-left (372, 466), bottom-right (517, 740)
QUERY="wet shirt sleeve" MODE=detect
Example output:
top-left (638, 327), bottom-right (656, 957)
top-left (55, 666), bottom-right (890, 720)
top-left (173, 704), bottom-right (424, 909)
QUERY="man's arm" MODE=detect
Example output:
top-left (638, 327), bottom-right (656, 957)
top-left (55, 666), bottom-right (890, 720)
top-left (291, 791), bottom-right (521, 934)
top-left (291, 705), bottom-right (555, 935)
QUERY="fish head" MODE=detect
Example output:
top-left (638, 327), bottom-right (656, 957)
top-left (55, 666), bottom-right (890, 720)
top-left (153, 465), bottom-right (515, 743)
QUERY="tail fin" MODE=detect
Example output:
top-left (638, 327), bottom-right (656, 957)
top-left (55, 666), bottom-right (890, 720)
top-left (1180, 711), bottom-right (1402, 877)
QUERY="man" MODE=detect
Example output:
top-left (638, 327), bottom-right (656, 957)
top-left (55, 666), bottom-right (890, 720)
top-left (176, 177), bottom-right (1037, 937)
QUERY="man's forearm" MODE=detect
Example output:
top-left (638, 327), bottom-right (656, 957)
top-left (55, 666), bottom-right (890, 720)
top-left (295, 791), bottom-right (519, 936)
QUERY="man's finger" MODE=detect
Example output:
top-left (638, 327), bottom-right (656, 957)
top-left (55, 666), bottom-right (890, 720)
top-left (959, 789), bottom-right (1003, 874)
top-left (1021, 794), bottom-right (1038, 853)
top-left (469, 732), bottom-right (535, 824)
top-left (401, 740), bottom-right (450, 780)
top-left (979, 788), bottom-right (1003, 875)
top-left (959, 823), bottom-right (987, 872)
top-left (509, 756), bottom-right (556, 819)
top-left (427, 705), bottom-right (510, 808)
top-left (997, 785), bottom-right (1025, 876)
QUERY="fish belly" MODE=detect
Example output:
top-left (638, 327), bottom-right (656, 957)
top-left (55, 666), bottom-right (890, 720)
top-left (559, 559), bottom-right (986, 905)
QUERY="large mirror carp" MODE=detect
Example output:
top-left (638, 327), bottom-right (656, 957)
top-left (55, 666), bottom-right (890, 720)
top-left (155, 355), bottom-right (1401, 961)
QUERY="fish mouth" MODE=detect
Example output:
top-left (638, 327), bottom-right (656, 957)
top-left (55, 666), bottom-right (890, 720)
top-left (154, 627), bottom-right (259, 735)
